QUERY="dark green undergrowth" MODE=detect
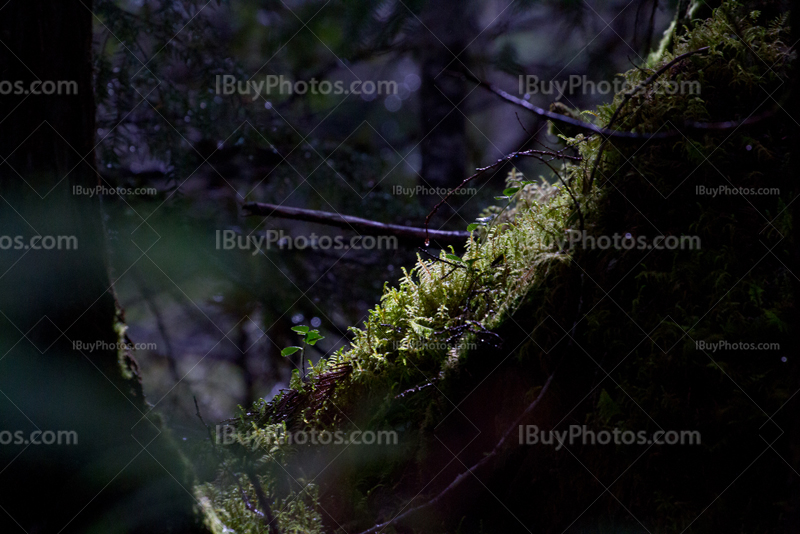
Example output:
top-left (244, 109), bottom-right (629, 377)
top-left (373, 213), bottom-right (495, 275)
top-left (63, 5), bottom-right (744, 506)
top-left (197, 2), bottom-right (798, 532)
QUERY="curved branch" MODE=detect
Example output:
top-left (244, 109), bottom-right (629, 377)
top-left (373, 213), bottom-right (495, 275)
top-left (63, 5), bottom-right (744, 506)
top-left (587, 46), bottom-right (709, 191)
top-left (456, 68), bottom-right (774, 141)
top-left (424, 144), bottom-right (581, 238)
top-left (455, 71), bottom-right (676, 140)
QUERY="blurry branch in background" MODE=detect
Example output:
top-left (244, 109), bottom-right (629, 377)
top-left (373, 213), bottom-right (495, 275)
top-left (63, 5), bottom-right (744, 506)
top-left (634, 0), bottom-right (661, 54)
top-left (243, 202), bottom-right (470, 245)
top-left (451, 70), bottom-right (676, 139)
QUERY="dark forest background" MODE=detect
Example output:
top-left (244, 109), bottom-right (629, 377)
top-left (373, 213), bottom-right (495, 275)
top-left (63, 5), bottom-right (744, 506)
top-left (93, 0), bottom-right (674, 428)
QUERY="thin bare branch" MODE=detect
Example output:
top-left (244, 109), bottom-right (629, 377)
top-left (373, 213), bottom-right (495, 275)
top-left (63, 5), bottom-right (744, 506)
top-left (243, 202), bottom-right (470, 245)
top-left (454, 71), bottom-right (676, 139)
top-left (452, 67), bottom-right (773, 142)
top-left (424, 145), bottom-right (581, 238)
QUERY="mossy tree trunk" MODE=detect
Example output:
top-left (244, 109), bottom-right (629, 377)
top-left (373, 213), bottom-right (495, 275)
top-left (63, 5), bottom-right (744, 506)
top-left (0, 2), bottom-right (207, 532)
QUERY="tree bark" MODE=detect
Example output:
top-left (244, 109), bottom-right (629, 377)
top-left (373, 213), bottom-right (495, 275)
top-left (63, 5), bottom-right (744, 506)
top-left (0, 2), bottom-right (207, 532)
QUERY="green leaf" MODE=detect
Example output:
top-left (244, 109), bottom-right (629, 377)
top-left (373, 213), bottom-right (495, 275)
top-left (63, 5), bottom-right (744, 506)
top-left (306, 331), bottom-right (324, 345)
top-left (494, 195), bottom-right (509, 200)
top-left (467, 223), bottom-right (480, 232)
top-left (281, 346), bottom-right (302, 356)
top-left (503, 187), bottom-right (520, 196)
top-left (291, 325), bottom-right (309, 334)
top-left (445, 253), bottom-right (463, 263)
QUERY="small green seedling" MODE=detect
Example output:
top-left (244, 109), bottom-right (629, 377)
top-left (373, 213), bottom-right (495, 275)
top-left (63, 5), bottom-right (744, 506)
top-left (468, 169), bottom-right (536, 240)
top-left (281, 326), bottom-right (324, 381)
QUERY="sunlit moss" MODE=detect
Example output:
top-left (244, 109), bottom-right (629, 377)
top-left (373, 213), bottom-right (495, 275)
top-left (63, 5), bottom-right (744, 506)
top-left (201, 2), bottom-right (795, 531)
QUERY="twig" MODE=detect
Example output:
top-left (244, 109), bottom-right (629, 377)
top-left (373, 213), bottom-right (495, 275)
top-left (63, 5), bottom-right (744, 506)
top-left (357, 373), bottom-right (555, 534)
top-left (133, 268), bottom-right (181, 385)
top-left (243, 202), bottom-right (469, 245)
top-left (454, 71), bottom-right (675, 140)
top-left (454, 68), bottom-right (773, 141)
top-left (515, 112), bottom-right (532, 137)
top-left (194, 397), bottom-right (221, 452)
top-left (539, 157), bottom-right (585, 232)
top-left (424, 146), bottom-right (581, 239)
top-left (644, 0), bottom-right (659, 55)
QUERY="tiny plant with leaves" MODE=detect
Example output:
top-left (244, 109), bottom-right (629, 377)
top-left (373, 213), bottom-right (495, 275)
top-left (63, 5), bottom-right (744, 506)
top-left (281, 326), bottom-right (325, 381)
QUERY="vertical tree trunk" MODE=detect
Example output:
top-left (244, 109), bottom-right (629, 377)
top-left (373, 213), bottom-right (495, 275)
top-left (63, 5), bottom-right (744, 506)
top-left (0, 2), bottom-right (207, 532)
top-left (418, 0), bottom-right (476, 210)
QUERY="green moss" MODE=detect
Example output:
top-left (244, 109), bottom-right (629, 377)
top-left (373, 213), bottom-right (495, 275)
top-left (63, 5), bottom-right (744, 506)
top-left (200, 2), bottom-right (795, 531)
top-left (199, 479), bottom-right (323, 534)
